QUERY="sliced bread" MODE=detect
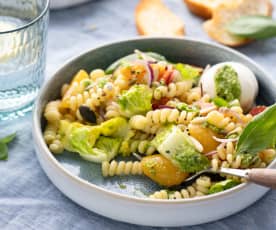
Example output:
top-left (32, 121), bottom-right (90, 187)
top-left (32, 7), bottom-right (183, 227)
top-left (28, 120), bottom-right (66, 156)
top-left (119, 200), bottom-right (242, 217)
top-left (203, 0), bottom-right (273, 47)
top-left (135, 0), bottom-right (185, 36)
top-left (184, 0), bottom-right (230, 19)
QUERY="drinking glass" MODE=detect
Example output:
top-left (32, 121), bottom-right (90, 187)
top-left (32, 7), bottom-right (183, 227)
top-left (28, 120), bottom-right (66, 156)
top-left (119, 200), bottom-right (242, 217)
top-left (0, 0), bottom-right (49, 121)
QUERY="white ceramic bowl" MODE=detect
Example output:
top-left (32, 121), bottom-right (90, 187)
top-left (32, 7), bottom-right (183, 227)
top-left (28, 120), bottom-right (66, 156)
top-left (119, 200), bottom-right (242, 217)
top-left (33, 37), bottom-right (276, 227)
top-left (50, 0), bottom-right (91, 9)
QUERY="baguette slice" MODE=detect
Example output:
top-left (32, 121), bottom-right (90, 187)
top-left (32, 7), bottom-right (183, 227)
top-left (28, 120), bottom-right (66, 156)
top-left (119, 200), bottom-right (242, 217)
top-left (135, 0), bottom-right (185, 36)
top-left (184, 0), bottom-right (231, 19)
top-left (203, 0), bottom-right (273, 47)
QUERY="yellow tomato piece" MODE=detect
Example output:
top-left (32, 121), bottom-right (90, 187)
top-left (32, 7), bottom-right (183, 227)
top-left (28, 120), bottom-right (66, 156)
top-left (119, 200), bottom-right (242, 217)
top-left (141, 154), bottom-right (189, 187)
top-left (188, 124), bottom-right (220, 154)
top-left (71, 69), bottom-right (89, 84)
top-left (120, 65), bottom-right (147, 84)
top-left (60, 70), bottom-right (89, 109)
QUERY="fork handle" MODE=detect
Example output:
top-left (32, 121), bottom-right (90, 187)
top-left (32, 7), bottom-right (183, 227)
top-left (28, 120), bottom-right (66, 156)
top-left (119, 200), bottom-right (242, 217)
top-left (247, 169), bottom-right (276, 189)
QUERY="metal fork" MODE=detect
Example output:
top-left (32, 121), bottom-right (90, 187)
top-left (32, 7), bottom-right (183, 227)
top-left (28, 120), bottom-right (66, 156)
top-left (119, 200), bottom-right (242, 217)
top-left (174, 167), bottom-right (276, 189)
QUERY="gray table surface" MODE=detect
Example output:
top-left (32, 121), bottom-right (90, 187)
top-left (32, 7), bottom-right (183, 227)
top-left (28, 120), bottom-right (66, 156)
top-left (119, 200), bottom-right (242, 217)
top-left (1, 0), bottom-right (276, 229)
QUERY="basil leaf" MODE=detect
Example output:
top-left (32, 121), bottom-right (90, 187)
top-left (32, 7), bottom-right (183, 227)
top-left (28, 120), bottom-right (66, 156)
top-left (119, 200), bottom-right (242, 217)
top-left (236, 104), bottom-right (276, 155)
top-left (227, 16), bottom-right (276, 40)
top-left (0, 142), bottom-right (8, 160)
top-left (0, 132), bottom-right (16, 144)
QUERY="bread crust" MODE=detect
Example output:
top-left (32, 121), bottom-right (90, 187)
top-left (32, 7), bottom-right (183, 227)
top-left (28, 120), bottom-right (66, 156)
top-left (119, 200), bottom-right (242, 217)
top-left (203, 0), bottom-right (273, 47)
top-left (135, 0), bottom-right (148, 35)
top-left (135, 0), bottom-right (185, 36)
top-left (203, 20), bottom-right (251, 47)
top-left (184, 0), bottom-right (213, 19)
top-left (267, 0), bottom-right (274, 16)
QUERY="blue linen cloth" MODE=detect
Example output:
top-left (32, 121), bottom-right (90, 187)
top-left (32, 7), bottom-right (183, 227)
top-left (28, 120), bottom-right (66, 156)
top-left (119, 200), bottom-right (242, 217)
top-left (1, 0), bottom-right (276, 229)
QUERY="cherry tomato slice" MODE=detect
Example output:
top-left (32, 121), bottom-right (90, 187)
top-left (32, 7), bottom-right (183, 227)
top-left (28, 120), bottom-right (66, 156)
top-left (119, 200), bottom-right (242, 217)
top-left (250, 106), bottom-right (267, 116)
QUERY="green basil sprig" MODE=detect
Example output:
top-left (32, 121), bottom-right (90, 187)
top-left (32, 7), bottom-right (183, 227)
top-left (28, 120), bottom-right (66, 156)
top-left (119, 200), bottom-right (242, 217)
top-left (236, 104), bottom-right (276, 156)
top-left (227, 16), bottom-right (276, 39)
top-left (0, 133), bottom-right (16, 160)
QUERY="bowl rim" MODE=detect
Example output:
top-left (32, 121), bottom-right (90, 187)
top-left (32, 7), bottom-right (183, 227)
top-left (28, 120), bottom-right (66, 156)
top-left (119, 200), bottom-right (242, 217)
top-left (33, 36), bottom-right (276, 204)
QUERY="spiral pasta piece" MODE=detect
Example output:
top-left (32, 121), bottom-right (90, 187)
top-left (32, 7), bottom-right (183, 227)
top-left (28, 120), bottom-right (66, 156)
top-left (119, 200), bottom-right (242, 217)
top-left (185, 87), bottom-right (202, 104)
top-left (105, 102), bottom-right (122, 119)
top-left (153, 81), bottom-right (192, 100)
top-left (43, 121), bottom-right (64, 154)
top-left (149, 176), bottom-right (212, 200)
top-left (211, 142), bottom-right (244, 170)
top-left (90, 69), bottom-right (105, 80)
top-left (43, 123), bottom-right (58, 145)
top-left (129, 109), bottom-right (198, 132)
top-left (102, 160), bottom-right (143, 177)
top-left (194, 176), bottom-right (212, 194)
top-left (44, 100), bottom-right (62, 123)
top-left (49, 139), bottom-right (64, 154)
top-left (207, 111), bottom-right (230, 129)
top-left (119, 140), bottom-right (156, 156)
top-left (64, 84), bottom-right (116, 115)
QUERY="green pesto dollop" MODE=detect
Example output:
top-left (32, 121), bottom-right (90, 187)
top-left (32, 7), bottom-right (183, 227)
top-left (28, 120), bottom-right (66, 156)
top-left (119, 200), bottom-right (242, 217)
top-left (215, 65), bottom-right (241, 102)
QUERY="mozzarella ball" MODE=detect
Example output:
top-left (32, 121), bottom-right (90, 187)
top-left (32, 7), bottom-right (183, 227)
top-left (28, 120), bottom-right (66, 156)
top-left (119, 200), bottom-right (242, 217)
top-left (200, 62), bottom-right (258, 112)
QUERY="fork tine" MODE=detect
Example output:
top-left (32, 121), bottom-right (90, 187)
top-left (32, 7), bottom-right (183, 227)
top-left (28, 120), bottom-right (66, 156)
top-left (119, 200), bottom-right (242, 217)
top-left (169, 169), bottom-right (227, 191)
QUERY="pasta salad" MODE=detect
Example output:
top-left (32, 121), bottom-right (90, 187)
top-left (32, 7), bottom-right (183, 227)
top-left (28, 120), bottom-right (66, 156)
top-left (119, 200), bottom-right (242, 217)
top-left (43, 50), bottom-right (276, 200)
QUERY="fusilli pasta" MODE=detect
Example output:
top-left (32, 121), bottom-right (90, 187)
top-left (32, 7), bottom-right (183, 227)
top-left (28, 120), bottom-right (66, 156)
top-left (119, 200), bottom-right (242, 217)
top-left (105, 102), bottom-right (122, 119)
top-left (102, 160), bottom-right (143, 177)
top-left (153, 81), bottom-right (192, 100)
top-left (130, 109), bottom-right (198, 132)
top-left (149, 176), bottom-right (212, 200)
top-left (44, 100), bottom-right (62, 123)
top-left (119, 139), bottom-right (156, 156)
top-left (43, 123), bottom-right (58, 145)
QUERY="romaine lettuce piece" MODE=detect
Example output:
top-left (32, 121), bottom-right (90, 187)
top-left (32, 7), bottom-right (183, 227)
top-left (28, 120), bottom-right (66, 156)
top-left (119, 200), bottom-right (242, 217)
top-left (70, 125), bottom-right (101, 155)
top-left (100, 117), bottom-right (129, 138)
top-left (152, 126), bottom-right (209, 173)
top-left (80, 136), bottom-right (121, 163)
top-left (59, 120), bottom-right (101, 155)
top-left (208, 179), bottom-right (240, 194)
top-left (59, 120), bottom-right (121, 162)
top-left (175, 63), bottom-right (201, 81)
top-left (118, 85), bottom-right (152, 117)
top-left (58, 120), bottom-right (79, 152)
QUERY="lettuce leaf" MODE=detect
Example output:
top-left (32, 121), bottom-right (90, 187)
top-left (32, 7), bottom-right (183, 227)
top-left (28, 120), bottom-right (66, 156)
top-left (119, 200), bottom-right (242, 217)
top-left (175, 63), bottom-right (201, 81)
top-left (100, 117), bottom-right (129, 138)
top-left (80, 136), bottom-right (121, 163)
top-left (59, 120), bottom-right (101, 155)
top-left (118, 85), bottom-right (152, 117)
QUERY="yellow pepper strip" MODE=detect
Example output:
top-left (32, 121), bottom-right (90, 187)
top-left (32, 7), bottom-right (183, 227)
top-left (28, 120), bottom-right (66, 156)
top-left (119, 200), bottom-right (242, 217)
top-left (60, 70), bottom-right (89, 109)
